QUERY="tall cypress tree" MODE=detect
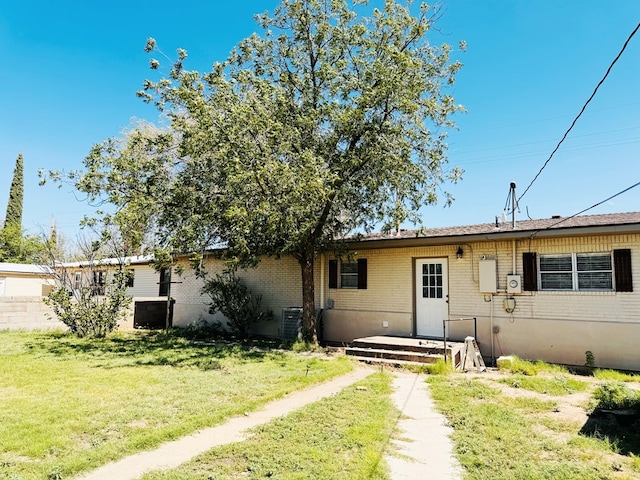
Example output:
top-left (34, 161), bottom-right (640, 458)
top-left (5, 153), bottom-right (24, 228)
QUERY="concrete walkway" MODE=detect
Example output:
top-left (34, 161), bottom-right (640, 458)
top-left (76, 368), bottom-right (463, 480)
top-left (76, 368), bottom-right (372, 480)
top-left (385, 372), bottom-right (464, 479)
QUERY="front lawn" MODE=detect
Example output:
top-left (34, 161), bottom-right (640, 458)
top-left (141, 373), bottom-right (395, 480)
top-left (429, 363), bottom-right (640, 480)
top-left (0, 330), bottom-right (353, 480)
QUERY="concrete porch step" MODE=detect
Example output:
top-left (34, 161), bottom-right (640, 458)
top-left (345, 336), bottom-right (465, 368)
top-left (345, 346), bottom-right (445, 364)
top-left (351, 356), bottom-right (442, 368)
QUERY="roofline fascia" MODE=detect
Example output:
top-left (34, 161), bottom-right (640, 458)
top-left (342, 223), bottom-right (640, 250)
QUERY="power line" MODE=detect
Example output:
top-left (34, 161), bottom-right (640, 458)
top-left (518, 21), bottom-right (640, 204)
top-left (532, 180), bottom-right (640, 234)
top-left (450, 126), bottom-right (640, 157)
top-left (454, 137), bottom-right (640, 167)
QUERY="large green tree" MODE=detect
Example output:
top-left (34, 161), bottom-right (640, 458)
top-left (1, 153), bottom-right (44, 263)
top-left (47, 0), bottom-right (464, 342)
top-left (0, 223), bottom-right (45, 263)
top-left (4, 153), bottom-right (24, 228)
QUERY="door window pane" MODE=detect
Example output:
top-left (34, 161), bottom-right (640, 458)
top-left (422, 263), bottom-right (444, 298)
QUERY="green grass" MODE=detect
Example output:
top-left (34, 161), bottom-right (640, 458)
top-left (428, 375), bottom-right (640, 479)
top-left (0, 330), bottom-right (354, 480)
top-left (594, 369), bottom-right (640, 382)
top-left (402, 358), bottom-right (454, 375)
top-left (499, 374), bottom-right (589, 396)
top-left (141, 373), bottom-right (395, 480)
top-left (497, 355), bottom-right (569, 376)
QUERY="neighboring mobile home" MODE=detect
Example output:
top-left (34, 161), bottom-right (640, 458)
top-left (166, 211), bottom-right (640, 371)
top-left (0, 262), bottom-right (53, 297)
top-left (61, 256), bottom-right (175, 329)
top-left (0, 262), bottom-right (57, 329)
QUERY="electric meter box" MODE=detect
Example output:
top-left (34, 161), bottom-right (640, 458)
top-left (506, 274), bottom-right (522, 294)
top-left (479, 258), bottom-right (497, 293)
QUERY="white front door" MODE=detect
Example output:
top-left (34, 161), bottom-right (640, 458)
top-left (415, 258), bottom-right (449, 337)
top-left (0, 277), bottom-right (5, 296)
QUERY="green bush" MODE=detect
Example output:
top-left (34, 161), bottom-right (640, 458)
top-left (589, 381), bottom-right (640, 412)
top-left (202, 272), bottom-right (272, 337)
top-left (45, 268), bottom-right (131, 338)
top-left (593, 369), bottom-right (639, 382)
top-left (290, 340), bottom-right (323, 352)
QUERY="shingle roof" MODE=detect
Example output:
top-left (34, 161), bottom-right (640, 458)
top-left (353, 211), bottom-right (640, 244)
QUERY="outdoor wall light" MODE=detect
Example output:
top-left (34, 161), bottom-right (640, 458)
top-left (456, 246), bottom-right (464, 259)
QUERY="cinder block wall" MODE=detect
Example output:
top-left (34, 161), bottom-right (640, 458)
top-left (0, 297), bottom-right (63, 330)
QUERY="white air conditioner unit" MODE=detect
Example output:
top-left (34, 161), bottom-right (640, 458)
top-left (506, 275), bottom-right (522, 294)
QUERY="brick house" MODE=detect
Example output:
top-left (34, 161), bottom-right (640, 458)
top-left (164, 211), bottom-right (640, 371)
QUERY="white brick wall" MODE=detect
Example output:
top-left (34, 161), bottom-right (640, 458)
top-left (128, 265), bottom-right (161, 297)
top-left (170, 256), bottom-right (307, 336)
top-left (0, 297), bottom-right (63, 330)
top-left (128, 232), bottom-right (640, 370)
top-left (320, 234), bottom-right (640, 371)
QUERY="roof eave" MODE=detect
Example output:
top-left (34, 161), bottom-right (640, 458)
top-left (344, 222), bottom-right (640, 250)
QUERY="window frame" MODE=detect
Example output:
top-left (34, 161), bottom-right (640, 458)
top-left (340, 262), bottom-right (359, 289)
top-left (73, 272), bottom-right (82, 290)
top-left (92, 270), bottom-right (107, 296)
top-left (126, 269), bottom-right (135, 288)
top-left (538, 252), bottom-right (613, 292)
top-left (419, 261), bottom-right (445, 299)
top-left (159, 267), bottom-right (171, 296)
top-left (328, 259), bottom-right (367, 289)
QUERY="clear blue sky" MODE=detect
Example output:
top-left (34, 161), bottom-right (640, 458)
top-left (1, 1), bottom-right (639, 241)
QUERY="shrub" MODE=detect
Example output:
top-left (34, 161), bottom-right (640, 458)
top-left (44, 268), bottom-right (131, 338)
top-left (594, 369), bottom-right (639, 382)
top-left (497, 355), bottom-right (567, 376)
top-left (202, 272), bottom-right (272, 337)
top-left (290, 340), bottom-right (323, 352)
top-left (589, 381), bottom-right (640, 412)
top-left (585, 350), bottom-right (595, 369)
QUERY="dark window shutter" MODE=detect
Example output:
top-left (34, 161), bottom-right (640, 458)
top-left (357, 259), bottom-right (367, 289)
top-left (329, 260), bottom-right (338, 289)
top-left (614, 249), bottom-right (633, 292)
top-left (522, 252), bottom-right (538, 291)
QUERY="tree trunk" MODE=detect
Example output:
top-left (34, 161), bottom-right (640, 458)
top-left (299, 250), bottom-right (317, 344)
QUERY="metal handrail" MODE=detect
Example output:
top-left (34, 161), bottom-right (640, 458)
top-left (442, 317), bottom-right (477, 364)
